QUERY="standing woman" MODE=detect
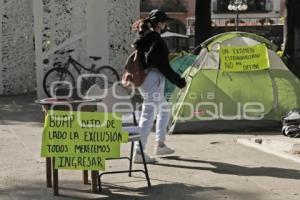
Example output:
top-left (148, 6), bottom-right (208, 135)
top-left (132, 9), bottom-right (186, 163)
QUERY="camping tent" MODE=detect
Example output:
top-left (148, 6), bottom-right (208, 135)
top-left (161, 31), bottom-right (190, 52)
top-left (169, 32), bottom-right (300, 133)
top-left (165, 52), bottom-right (197, 100)
top-left (161, 31), bottom-right (189, 38)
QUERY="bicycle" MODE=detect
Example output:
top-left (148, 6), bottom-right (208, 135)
top-left (42, 49), bottom-right (120, 97)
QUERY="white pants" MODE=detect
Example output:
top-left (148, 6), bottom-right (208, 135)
top-left (135, 69), bottom-right (170, 152)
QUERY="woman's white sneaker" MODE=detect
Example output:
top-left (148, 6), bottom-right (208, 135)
top-left (133, 153), bottom-right (156, 164)
top-left (155, 145), bottom-right (175, 155)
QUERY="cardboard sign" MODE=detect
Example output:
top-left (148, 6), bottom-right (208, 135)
top-left (220, 44), bottom-right (270, 72)
top-left (41, 110), bottom-right (128, 170)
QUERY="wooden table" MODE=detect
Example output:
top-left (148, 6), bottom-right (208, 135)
top-left (35, 98), bottom-right (100, 195)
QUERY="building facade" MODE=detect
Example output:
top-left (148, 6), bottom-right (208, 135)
top-left (140, 0), bottom-right (286, 48)
top-left (34, 0), bottom-right (139, 97)
top-left (0, 0), bottom-right (35, 96)
top-left (0, 0), bottom-right (139, 97)
top-left (140, 0), bottom-right (196, 35)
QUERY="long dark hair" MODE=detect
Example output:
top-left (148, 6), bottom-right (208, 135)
top-left (132, 19), bottom-right (150, 35)
top-left (132, 18), bottom-right (159, 35)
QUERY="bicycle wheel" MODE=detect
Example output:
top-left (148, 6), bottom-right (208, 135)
top-left (94, 66), bottom-right (120, 89)
top-left (43, 67), bottom-right (75, 97)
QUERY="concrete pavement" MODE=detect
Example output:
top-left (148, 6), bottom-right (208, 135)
top-left (1, 94), bottom-right (300, 200)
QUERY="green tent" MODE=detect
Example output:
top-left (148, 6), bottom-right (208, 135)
top-left (165, 52), bottom-right (197, 100)
top-left (169, 32), bottom-right (300, 133)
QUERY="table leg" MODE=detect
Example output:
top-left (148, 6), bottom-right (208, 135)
top-left (52, 158), bottom-right (59, 196)
top-left (91, 171), bottom-right (99, 193)
top-left (83, 170), bottom-right (89, 184)
top-left (46, 157), bottom-right (52, 187)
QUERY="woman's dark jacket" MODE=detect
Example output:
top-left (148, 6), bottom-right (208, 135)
top-left (133, 31), bottom-right (186, 88)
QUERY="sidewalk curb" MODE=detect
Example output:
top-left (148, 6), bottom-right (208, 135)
top-left (237, 138), bottom-right (300, 165)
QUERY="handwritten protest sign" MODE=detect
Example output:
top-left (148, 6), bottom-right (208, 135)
top-left (220, 44), bottom-right (270, 72)
top-left (41, 110), bottom-right (128, 170)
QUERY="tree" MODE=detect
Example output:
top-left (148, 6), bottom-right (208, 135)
top-left (194, 0), bottom-right (212, 54)
top-left (283, 0), bottom-right (300, 77)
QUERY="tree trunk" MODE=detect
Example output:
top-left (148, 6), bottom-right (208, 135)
top-left (194, 0), bottom-right (211, 54)
top-left (294, 1), bottom-right (300, 76)
top-left (284, 0), bottom-right (300, 77)
top-left (283, 0), bottom-right (295, 68)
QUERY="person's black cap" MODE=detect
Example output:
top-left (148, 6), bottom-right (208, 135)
top-left (147, 9), bottom-right (173, 23)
